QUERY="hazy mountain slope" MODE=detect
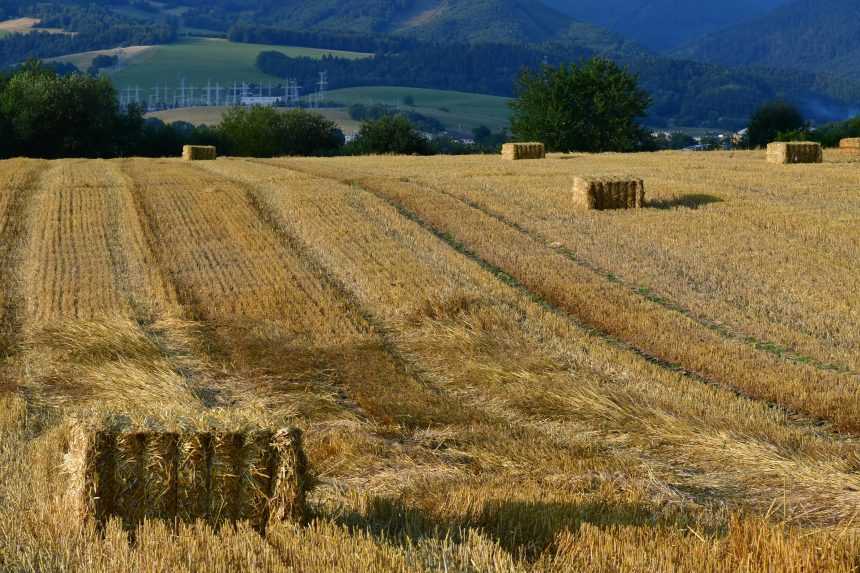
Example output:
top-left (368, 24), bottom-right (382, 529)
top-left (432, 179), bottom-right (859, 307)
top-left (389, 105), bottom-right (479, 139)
top-left (543, 0), bottom-right (786, 50)
top-left (676, 0), bottom-right (860, 76)
top-left (225, 0), bottom-right (606, 45)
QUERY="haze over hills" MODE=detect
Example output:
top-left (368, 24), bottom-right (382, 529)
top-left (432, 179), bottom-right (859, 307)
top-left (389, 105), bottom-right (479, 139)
top-left (542, 0), bottom-right (788, 51)
top-left (676, 0), bottom-right (860, 77)
top-left (2, 0), bottom-right (860, 127)
top-left (179, 0), bottom-right (632, 53)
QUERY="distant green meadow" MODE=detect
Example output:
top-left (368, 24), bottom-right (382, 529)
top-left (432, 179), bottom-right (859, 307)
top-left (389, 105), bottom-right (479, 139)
top-left (318, 86), bottom-right (512, 132)
top-left (58, 38), bottom-right (370, 89)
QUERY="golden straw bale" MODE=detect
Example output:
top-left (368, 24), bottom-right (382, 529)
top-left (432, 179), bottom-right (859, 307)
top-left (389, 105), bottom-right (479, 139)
top-left (176, 432), bottom-right (208, 522)
top-left (839, 138), bottom-right (860, 151)
top-left (65, 423), bottom-right (308, 531)
top-left (269, 428), bottom-right (309, 523)
top-left (572, 176), bottom-right (645, 210)
top-left (182, 145), bottom-right (217, 161)
top-left (766, 142), bottom-right (822, 164)
top-left (501, 142), bottom-right (546, 160)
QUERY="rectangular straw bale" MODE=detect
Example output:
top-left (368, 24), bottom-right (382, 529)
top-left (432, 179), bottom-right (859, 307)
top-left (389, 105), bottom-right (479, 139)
top-left (766, 142), bottom-right (822, 164)
top-left (269, 428), bottom-right (309, 523)
top-left (182, 145), bottom-right (217, 161)
top-left (501, 142), bottom-right (546, 160)
top-left (839, 138), bottom-right (860, 150)
top-left (209, 432), bottom-right (240, 528)
top-left (140, 432), bottom-right (178, 520)
top-left (66, 426), bottom-right (307, 531)
top-left (572, 176), bottom-right (645, 210)
top-left (113, 432), bottom-right (146, 526)
top-left (176, 432), bottom-right (209, 521)
top-left (236, 430), bottom-right (277, 529)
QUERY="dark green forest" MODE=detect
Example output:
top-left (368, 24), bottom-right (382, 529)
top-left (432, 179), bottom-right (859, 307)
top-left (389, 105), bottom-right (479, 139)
top-left (255, 42), bottom-right (860, 129)
top-left (0, 2), bottom-right (176, 67)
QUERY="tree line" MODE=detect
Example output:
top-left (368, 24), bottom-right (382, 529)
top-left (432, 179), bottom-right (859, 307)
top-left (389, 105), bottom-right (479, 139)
top-left (0, 62), bottom-right (511, 158)
top-left (2, 59), bottom-right (856, 160)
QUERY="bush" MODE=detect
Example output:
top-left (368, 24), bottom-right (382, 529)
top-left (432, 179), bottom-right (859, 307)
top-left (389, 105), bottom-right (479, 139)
top-left (348, 115), bottom-right (431, 155)
top-left (800, 116), bottom-right (860, 147)
top-left (747, 101), bottom-right (805, 148)
top-left (218, 106), bottom-right (344, 157)
top-left (347, 103), bottom-right (444, 134)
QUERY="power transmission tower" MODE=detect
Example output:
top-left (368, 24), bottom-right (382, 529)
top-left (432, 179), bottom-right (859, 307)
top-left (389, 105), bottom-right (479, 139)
top-left (291, 80), bottom-right (301, 108)
top-left (317, 71), bottom-right (328, 107)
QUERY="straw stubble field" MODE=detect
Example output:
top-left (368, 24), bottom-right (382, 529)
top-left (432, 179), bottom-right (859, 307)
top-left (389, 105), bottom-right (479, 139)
top-left (0, 150), bottom-right (859, 571)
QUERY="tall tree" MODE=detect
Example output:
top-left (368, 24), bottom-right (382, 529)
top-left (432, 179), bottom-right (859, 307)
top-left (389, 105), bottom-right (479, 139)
top-left (510, 59), bottom-right (650, 152)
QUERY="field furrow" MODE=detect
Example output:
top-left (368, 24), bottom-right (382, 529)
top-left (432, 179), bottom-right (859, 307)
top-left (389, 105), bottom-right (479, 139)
top-left (430, 155), bottom-right (860, 371)
top-left (287, 153), bottom-right (860, 372)
top-left (207, 158), bottom-right (860, 528)
top-left (279, 158), bottom-right (860, 436)
top-left (0, 160), bottom-right (44, 357)
top-left (353, 172), bottom-right (860, 433)
top-left (23, 161), bottom-right (134, 322)
top-left (117, 159), bottom-right (494, 486)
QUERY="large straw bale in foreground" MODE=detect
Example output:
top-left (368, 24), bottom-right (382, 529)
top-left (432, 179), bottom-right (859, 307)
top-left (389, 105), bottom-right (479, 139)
top-left (182, 145), bottom-right (217, 161)
top-left (501, 142), bottom-right (546, 160)
top-left (766, 142), bottom-right (822, 164)
top-left (839, 138), bottom-right (860, 151)
top-left (572, 176), bottom-right (645, 210)
top-left (65, 424), bottom-right (308, 531)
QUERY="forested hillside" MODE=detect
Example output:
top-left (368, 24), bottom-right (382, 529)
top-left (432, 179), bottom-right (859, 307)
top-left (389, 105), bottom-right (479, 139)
top-left (676, 0), bottom-right (860, 77)
top-left (182, 0), bottom-right (626, 48)
top-left (543, 0), bottom-right (786, 51)
top-left (254, 39), bottom-right (860, 128)
top-left (0, 2), bottom-right (176, 66)
top-left (2, 0), bottom-right (860, 127)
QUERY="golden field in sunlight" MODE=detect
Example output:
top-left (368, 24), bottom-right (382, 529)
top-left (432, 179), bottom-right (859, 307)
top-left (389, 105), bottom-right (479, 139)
top-left (0, 150), bottom-right (858, 571)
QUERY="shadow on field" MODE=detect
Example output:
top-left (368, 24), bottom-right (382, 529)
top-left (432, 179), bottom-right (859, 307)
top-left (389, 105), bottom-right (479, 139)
top-left (330, 496), bottom-right (709, 560)
top-left (649, 194), bottom-right (723, 210)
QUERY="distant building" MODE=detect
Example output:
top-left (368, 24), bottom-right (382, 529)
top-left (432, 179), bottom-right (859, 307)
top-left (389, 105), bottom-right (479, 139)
top-left (240, 96), bottom-right (281, 107)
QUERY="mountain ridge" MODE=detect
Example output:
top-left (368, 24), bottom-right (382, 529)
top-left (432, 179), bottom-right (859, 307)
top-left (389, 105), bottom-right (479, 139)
top-left (541, 0), bottom-right (787, 51)
top-left (675, 0), bottom-right (860, 77)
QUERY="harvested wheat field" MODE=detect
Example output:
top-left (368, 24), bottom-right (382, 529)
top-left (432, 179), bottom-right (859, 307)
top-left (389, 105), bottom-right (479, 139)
top-left (0, 150), bottom-right (859, 571)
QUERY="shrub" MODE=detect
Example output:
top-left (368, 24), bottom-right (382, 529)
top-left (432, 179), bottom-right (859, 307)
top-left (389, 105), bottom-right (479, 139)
top-left (747, 101), bottom-right (805, 148)
top-left (348, 115), bottom-right (431, 155)
top-left (218, 106), bottom-right (344, 157)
